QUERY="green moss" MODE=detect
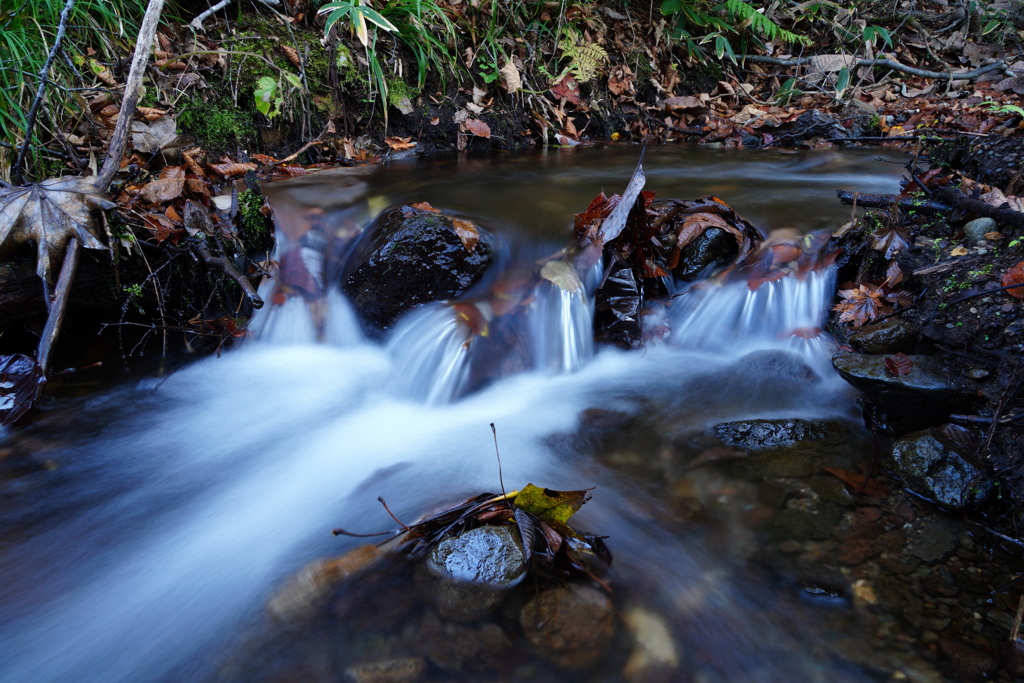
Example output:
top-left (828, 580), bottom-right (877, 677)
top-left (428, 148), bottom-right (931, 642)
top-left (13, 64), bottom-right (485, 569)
top-left (238, 188), bottom-right (274, 253)
top-left (177, 97), bottom-right (255, 154)
top-left (386, 78), bottom-right (419, 109)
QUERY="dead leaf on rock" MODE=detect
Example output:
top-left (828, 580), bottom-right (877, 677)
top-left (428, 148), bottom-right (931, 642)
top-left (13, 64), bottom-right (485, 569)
top-left (540, 259), bottom-right (583, 293)
top-left (410, 201), bottom-right (441, 213)
top-left (884, 352), bottom-right (913, 376)
top-left (451, 218), bottom-right (480, 253)
top-left (0, 176), bottom-right (113, 287)
top-left (464, 118), bottom-right (491, 138)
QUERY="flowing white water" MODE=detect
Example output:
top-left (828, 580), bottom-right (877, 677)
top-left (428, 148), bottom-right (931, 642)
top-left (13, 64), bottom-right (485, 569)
top-left (0, 149), bottom-right (904, 682)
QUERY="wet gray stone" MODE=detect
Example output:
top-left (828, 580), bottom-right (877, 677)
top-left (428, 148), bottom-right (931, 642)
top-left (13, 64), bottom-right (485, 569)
top-left (519, 585), bottom-right (615, 670)
top-left (889, 428), bottom-right (992, 509)
top-left (848, 319), bottom-right (920, 354)
top-left (962, 217), bottom-right (997, 243)
top-left (832, 350), bottom-right (971, 431)
top-left (418, 525), bottom-right (525, 621)
top-left (714, 418), bottom-right (829, 450)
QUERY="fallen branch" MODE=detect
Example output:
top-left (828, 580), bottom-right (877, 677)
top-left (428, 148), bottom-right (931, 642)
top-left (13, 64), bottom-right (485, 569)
top-left (745, 55), bottom-right (1009, 83)
top-left (836, 189), bottom-right (1024, 230)
top-left (11, 0), bottom-right (76, 185)
top-left (95, 0), bottom-right (166, 192)
top-left (836, 190), bottom-right (951, 214)
top-left (193, 244), bottom-right (265, 309)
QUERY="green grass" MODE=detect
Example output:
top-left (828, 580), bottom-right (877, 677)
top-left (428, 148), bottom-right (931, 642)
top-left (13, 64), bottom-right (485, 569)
top-left (0, 0), bottom-right (149, 182)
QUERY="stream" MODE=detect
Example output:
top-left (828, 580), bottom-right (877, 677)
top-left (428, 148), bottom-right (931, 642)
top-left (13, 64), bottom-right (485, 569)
top-left (0, 146), bottom-right (957, 682)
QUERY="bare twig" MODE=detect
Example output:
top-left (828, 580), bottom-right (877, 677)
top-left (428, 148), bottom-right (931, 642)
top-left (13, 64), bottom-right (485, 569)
top-left (192, 243), bottom-right (264, 309)
top-left (745, 55), bottom-right (1009, 83)
top-left (11, 0), bottom-right (76, 185)
top-left (95, 0), bottom-right (166, 192)
top-left (189, 0), bottom-right (233, 30)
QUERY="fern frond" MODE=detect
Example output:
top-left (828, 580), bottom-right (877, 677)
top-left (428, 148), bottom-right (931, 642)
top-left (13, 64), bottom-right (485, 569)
top-left (557, 27), bottom-right (608, 83)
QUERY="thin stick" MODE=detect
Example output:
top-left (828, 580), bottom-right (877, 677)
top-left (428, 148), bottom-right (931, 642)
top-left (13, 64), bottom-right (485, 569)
top-left (744, 55), bottom-right (1008, 83)
top-left (1011, 593), bottom-right (1024, 642)
top-left (193, 244), bottom-right (264, 308)
top-left (35, 236), bottom-right (81, 391)
top-left (95, 0), bottom-right (166, 192)
top-left (377, 496), bottom-right (422, 538)
top-left (490, 422), bottom-right (507, 499)
top-left (11, 0), bottom-right (76, 185)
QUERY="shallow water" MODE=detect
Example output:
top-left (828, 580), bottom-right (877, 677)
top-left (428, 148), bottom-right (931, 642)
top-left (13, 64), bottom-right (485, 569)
top-left (0, 146), bottom-right (910, 682)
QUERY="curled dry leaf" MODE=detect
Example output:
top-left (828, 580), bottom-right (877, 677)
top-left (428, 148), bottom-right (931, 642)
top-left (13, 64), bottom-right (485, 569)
top-left (499, 60), bottom-right (521, 93)
top-left (1002, 262), bottom-right (1024, 299)
top-left (884, 352), bottom-right (913, 377)
top-left (384, 136), bottom-right (417, 150)
top-left (409, 201), bottom-right (441, 213)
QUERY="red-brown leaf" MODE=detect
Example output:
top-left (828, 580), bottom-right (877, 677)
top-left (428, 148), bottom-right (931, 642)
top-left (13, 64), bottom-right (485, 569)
top-left (823, 467), bottom-right (891, 498)
top-left (834, 283), bottom-right (893, 326)
top-left (884, 352), bottom-right (913, 376)
top-left (464, 118), bottom-right (491, 139)
top-left (1002, 262), bottom-right (1024, 299)
top-left (207, 162), bottom-right (258, 179)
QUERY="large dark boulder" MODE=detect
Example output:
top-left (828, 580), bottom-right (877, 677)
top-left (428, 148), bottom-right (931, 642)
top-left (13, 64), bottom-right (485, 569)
top-left (672, 227), bottom-right (739, 281)
top-left (342, 205), bottom-right (492, 329)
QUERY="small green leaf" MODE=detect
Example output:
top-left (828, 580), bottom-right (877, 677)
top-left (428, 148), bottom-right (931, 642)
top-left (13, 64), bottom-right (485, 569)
top-left (284, 72), bottom-right (303, 89)
top-left (514, 484), bottom-right (591, 526)
top-left (254, 76), bottom-right (279, 118)
top-left (835, 67), bottom-right (850, 96)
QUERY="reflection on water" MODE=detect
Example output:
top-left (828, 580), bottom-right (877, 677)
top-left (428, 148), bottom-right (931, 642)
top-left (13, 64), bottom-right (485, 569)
top-left (0, 147), bottom-right (906, 682)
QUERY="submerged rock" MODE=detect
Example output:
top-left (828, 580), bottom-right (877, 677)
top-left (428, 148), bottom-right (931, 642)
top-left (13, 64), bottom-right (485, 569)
top-left (344, 657), bottom-right (427, 683)
top-left (714, 418), bottom-right (830, 451)
top-left (622, 607), bottom-right (680, 683)
top-left (888, 427), bottom-right (992, 509)
top-left (519, 584), bottom-right (616, 670)
top-left (417, 524), bottom-right (525, 621)
top-left (848, 319), bottom-right (920, 355)
top-left (414, 613), bottom-right (512, 674)
top-left (342, 205), bottom-right (492, 329)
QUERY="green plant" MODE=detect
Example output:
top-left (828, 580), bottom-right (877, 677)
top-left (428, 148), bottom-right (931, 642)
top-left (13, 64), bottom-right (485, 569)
top-left (775, 76), bottom-right (803, 105)
top-left (177, 98), bottom-right (255, 153)
top-left (0, 0), bottom-right (148, 181)
top-left (981, 100), bottom-right (1024, 118)
top-left (379, 0), bottom-right (460, 88)
top-left (660, 0), bottom-right (811, 61)
top-left (254, 73), bottom-right (304, 119)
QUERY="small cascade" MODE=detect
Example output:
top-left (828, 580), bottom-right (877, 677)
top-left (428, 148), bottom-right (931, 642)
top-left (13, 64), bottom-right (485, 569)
top-left (527, 280), bottom-right (594, 373)
top-left (386, 303), bottom-right (473, 404)
top-left (669, 231), bottom-right (838, 371)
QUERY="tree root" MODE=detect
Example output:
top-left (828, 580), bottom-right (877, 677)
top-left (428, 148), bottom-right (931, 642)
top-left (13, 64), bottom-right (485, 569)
top-left (192, 244), bottom-right (264, 309)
